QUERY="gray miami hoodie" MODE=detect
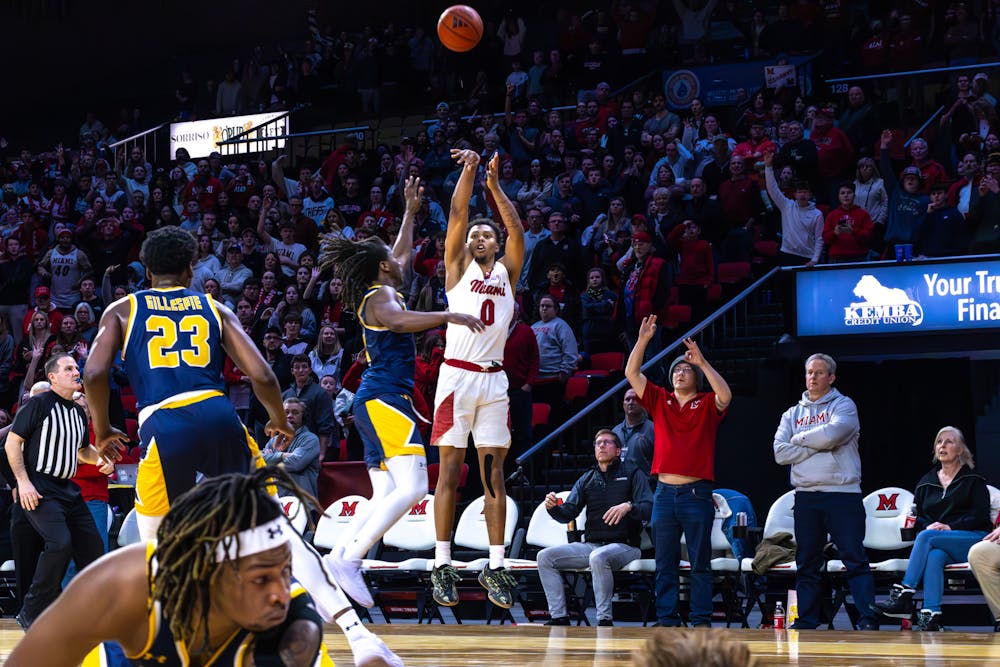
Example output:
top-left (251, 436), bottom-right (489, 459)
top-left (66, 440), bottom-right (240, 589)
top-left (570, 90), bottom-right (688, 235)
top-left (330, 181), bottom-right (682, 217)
top-left (773, 388), bottom-right (862, 493)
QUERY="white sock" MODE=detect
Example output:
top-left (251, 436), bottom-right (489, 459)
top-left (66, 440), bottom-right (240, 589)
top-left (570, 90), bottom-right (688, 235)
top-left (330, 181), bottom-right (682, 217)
top-left (336, 608), bottom-right (372, 641)
top-left (489, 545), bottom-right (506, 570)
top-left (435, 541), bottom-right (452, 567)
top-left (334, 468), bottom-right (393, 559)
top-left (343, 456), bottom-right (428, 561)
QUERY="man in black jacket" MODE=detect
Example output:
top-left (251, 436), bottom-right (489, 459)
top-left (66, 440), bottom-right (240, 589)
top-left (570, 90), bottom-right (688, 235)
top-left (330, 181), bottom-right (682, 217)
top-left (537, 429), bottom-right (653, 626)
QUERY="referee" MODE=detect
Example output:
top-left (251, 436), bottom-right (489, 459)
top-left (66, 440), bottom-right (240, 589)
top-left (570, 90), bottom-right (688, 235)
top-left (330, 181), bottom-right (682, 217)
top-left (5, 354), bottom-right (104, 629)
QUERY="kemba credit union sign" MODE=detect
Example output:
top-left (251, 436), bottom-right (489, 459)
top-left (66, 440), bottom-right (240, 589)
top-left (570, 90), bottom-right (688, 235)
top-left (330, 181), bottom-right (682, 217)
top-left (795, 257), bottom-right (1000, 337)
top-left (169, 112), bottom-right (289, 159)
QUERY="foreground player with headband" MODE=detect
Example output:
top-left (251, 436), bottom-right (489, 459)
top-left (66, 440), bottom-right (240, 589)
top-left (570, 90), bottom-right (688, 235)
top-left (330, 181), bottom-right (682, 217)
top-left (7, 468), bottom-right (387, 667)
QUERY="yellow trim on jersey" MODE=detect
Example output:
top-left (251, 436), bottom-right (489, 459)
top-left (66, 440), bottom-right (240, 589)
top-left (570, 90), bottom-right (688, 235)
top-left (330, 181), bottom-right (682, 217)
top-left (365, 398), bottom-right (425, 459)
top-left (357, 285), bottom-right (390, 331)
top-left (120, 293), bottom-right (138, 361)
top-left (138, 389), bottom-right (225, 425)
top-left (135, 437), bottom-right (169, 518)
top-left (176, 628), bottom-right (244, 666)
top-left (204, 291), bottom-right (225, 333)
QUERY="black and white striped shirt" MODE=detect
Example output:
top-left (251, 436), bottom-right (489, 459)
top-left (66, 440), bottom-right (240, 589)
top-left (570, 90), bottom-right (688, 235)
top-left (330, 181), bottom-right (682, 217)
top-left (11, 391), bottom-right (88, 483)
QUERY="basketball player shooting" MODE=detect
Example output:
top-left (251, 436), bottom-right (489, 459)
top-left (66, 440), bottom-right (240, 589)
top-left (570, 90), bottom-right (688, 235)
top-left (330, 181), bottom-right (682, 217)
top-left (430, 149), bottom-right (525, 609)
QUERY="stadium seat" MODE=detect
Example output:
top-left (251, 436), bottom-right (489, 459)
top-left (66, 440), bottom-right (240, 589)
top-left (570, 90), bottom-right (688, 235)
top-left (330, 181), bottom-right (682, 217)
top-left (278, 495), bottom-right (310, 535)
top-left (531, 404), bottom-right (550, 429)
top-left (507, 491), bottom-right (589, 624)
top-left (117, 508), bottom-right (141, 547)
top-left (717, 262), bottom-right (752, 285)
top-left (317, 461), bottom-right (372, 510)
top-left (662, 305), bottom-right (692, 329)
top-left (362, 494), bottom-right (441, 623)
top-left (739, 490), bottom-right (797, 626)
top-left (564, 376), bottom-right (589, 405)
top-left (753, 240), bottom-right (779, 258)
top-left (313, 494), bottom-right (370, 551)
top-left (589, 352), bottom-right (625, 374)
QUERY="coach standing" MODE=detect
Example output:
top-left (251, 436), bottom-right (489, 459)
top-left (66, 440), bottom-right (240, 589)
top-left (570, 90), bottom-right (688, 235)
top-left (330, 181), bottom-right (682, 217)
top-left (5, 354), bottom-right (104, 629)
top-left (773, 353), bottom-right (877, 630)
top-left (625, 317), bottom-right (731, 628)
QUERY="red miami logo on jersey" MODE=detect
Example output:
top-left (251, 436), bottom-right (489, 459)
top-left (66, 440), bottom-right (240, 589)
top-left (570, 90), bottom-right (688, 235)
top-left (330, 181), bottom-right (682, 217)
top-left (876, 493), bottom-right (899, 512)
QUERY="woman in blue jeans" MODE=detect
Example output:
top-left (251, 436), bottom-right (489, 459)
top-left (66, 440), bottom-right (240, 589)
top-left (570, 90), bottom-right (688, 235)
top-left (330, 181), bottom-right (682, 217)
top-left (874, 426), bottom-right (992, 630)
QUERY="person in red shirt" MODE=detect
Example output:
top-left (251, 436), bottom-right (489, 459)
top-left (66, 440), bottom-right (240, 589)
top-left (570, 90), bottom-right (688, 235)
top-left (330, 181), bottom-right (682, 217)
top-left (908, 138), bottom-right (948, 193)
top-left (732, 119), bottom-right (776, 166)
top-left (667, 220), bottom-right (715, 321)
top-left (21, 287), bottom-right (63, 337)
top-left (503, 302), bottom-right (539, 461)
top-left (811, 107), bottom-right (855, 204)
top-left (625, 323), bottom-right (731, 628)
top-left (822, 182), bottom-right (875, 263)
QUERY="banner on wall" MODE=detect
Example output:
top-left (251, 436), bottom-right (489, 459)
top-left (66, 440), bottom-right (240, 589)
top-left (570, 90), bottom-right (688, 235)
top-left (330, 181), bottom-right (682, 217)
top-left (169, 112), bottom-right (289, 158)
top-left (661, 54), bottom-right (817, 110)
top-left (795, 258), bottom-right (1000, 337)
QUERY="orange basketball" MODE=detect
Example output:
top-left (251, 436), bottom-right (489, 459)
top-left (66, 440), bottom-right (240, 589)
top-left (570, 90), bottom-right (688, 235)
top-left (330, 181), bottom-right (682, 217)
top-left (437, 5), bottom-right (483, 53)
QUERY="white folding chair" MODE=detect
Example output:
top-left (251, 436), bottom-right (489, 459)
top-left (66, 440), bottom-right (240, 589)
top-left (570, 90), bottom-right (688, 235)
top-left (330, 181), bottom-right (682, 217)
top-left (313, 495), bottom-right (370, 551)
top-left (362, 494), bottom-right (437, 574)
top-left (117, 508), bottom-right (141, 547)
top-left (278, 495), bottom-right (309, 535)
top-left (507, 491), bottom-right (587, 573)
top-left (451, 494), bottom-right (519, 573)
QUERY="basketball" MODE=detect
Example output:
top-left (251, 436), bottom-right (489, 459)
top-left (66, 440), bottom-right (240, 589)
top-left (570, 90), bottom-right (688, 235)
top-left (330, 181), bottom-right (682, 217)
top-left (437, 5), bottom-right (483, 52)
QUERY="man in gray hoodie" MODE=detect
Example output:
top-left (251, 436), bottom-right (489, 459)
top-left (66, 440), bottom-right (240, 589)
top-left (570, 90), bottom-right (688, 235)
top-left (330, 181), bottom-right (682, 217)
top-left (773, 353), bottom-right (877, 630)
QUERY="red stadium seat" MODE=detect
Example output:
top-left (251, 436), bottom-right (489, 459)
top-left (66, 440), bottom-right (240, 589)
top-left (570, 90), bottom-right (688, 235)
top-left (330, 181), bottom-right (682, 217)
top-left (753, 240), bottom-right (779, 257)
top-left (717, 262), bottom-right (752, 285)
top-left (564, 376), bottom-right (589, 404)
top-left (317, 461), bottom-right (372, 510)
top-left (531, 403), bottom-right (551, 428)
top-left (663, 305), bottom-right (692, 329)
top-left (589, 352), bottom-right (624, 373)
top-left (707, 283), bottom-right (723, 302)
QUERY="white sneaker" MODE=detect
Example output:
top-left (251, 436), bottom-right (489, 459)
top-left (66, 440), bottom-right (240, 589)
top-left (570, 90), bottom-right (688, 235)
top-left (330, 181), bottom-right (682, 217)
top-left (350, 632), bottom-right (404, 667)
top-left (323, 553), bottom-right (374, 608)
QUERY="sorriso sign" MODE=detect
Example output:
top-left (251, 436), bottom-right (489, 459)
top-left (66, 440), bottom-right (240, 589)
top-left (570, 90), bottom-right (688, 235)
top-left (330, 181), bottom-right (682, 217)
top-left (169, 112), bottom-right (289, 158)
top-left (796, 258), bottom-right (1000, 337)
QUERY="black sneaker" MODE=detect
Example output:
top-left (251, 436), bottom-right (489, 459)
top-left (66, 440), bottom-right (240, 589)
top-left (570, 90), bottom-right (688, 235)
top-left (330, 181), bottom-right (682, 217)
top-left (598, 619), bottom-right (614, 627)
top-left (14, 611), bottom-right (31, 631)
top-left (478, 565), bottom-right (517, 609)
top-left (873, 584), bottom-right (916, 619)
top-left (545, 616), bottom-right (570, 626)
top-left (914, 609), bottom-right (943, 632)
top-left (430, 564), bottom-right (461, 607)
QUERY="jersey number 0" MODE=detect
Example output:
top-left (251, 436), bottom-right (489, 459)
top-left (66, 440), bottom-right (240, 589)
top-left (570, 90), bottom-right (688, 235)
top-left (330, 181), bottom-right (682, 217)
top-left (146, 315), bottom-right (211, 368)
top-left (480, 299), bottom-right (495, 326)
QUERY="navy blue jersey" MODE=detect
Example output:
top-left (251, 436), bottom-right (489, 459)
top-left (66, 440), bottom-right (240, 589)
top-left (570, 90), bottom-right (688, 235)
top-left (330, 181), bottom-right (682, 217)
top-left (355, 285), bottom-right (415, 402)
top-left (121, 287), bottom-right (226, 408)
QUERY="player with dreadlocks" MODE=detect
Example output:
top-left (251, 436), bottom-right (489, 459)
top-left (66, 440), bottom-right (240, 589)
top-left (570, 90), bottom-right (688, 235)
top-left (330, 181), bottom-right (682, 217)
top-left (7, 467), bottom-right (356, 666)
top-left (320, 175), bottom-right (484, 608)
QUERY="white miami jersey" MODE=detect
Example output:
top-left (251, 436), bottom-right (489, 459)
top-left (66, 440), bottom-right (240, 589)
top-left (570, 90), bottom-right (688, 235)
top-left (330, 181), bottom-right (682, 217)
top-left (445, 260), bottom-right (515, 365)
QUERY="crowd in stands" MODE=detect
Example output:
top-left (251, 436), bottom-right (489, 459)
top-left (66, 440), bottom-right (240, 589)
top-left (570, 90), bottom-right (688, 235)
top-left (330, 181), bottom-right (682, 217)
top-left (2, 0), bottom-right (1000, 628)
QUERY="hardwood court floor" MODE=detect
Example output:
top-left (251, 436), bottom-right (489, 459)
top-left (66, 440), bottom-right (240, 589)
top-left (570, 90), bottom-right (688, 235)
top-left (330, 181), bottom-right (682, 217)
top-left (2, 622), bottom-right (1000, 665)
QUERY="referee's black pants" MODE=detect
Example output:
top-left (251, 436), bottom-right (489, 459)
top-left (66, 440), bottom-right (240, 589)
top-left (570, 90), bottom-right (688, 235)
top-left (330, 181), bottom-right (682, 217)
top-left (20, 494), bottom-right (103, 622)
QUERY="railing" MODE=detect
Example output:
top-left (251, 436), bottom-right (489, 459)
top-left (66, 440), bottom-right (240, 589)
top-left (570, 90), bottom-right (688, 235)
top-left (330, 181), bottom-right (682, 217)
top-left (509, 267), bottom-right (781, 489)
top-left (214, 105), bottom-right (305, 156)
top-left (108, 121), bottom-right (170, 174)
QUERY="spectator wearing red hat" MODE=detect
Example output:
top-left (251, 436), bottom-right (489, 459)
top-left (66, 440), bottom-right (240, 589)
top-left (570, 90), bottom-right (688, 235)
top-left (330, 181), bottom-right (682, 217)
top-left (22, 287), bottom-right (63, 337)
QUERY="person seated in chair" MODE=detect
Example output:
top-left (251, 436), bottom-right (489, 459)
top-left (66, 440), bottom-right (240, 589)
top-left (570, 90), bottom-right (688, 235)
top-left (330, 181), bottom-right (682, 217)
top-left (874, 426), bottom-right (991, 631)
top-left (538, 429), bottom-right (652, 627)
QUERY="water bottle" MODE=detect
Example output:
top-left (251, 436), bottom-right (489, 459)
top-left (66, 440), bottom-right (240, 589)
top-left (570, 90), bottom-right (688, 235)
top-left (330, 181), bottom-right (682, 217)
top-left (904, 504), bottom-right (917, 530)
top-left (774, 601), bottom-right (786, 630)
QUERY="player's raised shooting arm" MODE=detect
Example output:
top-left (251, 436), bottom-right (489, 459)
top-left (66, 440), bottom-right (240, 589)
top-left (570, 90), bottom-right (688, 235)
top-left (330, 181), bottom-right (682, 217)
top-left (486, 152), bottom-right (525, 287)
top-left (444, 149), bottom-right (480, 279)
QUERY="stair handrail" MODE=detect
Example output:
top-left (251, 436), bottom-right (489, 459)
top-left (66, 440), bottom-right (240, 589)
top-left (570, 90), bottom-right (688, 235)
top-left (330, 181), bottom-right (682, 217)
top-left (512, 266), bottom-right (781, 471)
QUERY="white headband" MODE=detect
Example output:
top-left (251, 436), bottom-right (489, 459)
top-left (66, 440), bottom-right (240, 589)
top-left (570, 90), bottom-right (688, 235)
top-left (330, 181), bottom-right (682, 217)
top-left (214, 516), bottom-right (291, 563)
